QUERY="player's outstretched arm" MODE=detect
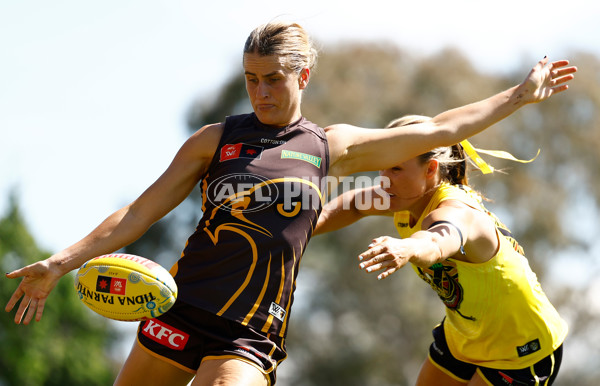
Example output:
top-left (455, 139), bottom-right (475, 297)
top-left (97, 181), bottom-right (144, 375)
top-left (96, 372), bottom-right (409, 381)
top-left (5, 123), bottom-right (223, 324)
top-left (326, 58), bottom-right (577, 177)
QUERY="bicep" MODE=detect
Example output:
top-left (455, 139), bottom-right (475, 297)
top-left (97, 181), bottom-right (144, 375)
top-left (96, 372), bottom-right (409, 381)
top-left (420, 203), bottom-right (498, 263)
top-left (325, 123), bottom-right (447, 177)
top-left (128, 123), bottom-right (223, 224)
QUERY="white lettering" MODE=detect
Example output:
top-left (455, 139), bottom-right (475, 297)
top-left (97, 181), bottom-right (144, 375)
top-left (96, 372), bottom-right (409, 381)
top-left (282, 182), bottom-right (302, 210)
top-left (214, 185), bottom-right (236, 201)
top-left (155, 326), bottom-right (173, 340)
top-left (168, 333), bottom-right (185, 348)
top-left (143, 320), bottom-right (160, 336)
top-left (373, 176), bottom-right (390, 210)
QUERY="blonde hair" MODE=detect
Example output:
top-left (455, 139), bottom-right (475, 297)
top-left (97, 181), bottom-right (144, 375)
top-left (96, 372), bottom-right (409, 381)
top-left (243, 21), bottom-right (318, 74)
top-left (386, 115), bottom-right (468, 185)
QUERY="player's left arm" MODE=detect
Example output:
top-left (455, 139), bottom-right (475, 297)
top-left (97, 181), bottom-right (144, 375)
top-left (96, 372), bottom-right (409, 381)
top-left (326, 58), bottom-right (576, 178)
top-left (358, 201), bottom-right (498, 280)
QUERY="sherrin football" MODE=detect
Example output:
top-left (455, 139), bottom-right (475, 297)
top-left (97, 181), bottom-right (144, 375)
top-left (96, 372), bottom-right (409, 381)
top-left (74, 254), bottom-right (177, 321)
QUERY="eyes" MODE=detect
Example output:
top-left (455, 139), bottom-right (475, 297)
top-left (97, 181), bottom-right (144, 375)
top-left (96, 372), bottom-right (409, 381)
top-left (245, 76), bottom-right (283, 85)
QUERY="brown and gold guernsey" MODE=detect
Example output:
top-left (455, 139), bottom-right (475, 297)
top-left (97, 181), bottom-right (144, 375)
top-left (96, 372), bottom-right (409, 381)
top-left (170, 113), bottom-right (329, 338)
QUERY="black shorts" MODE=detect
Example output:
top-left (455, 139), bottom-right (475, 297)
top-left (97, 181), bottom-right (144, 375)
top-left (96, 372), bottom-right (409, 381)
top-left (136, 300), bottom-right (287, 385)
top-left (429, 322), bottom-right (563, 385)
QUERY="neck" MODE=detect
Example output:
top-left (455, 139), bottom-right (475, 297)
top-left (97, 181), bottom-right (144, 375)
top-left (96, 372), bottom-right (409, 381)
top-left (406, 183), bottom-right (440, 226)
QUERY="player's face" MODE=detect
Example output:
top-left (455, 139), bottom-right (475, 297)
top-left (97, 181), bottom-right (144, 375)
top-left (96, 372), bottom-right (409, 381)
top-left (243, 53), bottom-right (307, 127)
top-left (379, 158), bottom-right (432, 212)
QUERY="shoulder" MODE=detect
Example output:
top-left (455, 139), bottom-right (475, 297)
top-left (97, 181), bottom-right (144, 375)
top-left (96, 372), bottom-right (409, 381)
top-left (427, 199), bottom-right (499, 263)
top-left (298, 117), bottom-right (327, 141)
top-left (433, 184), bottom-right (483, 209)
top-left (324, 123), bottom-right (357, 142)
top-left (324, 124), bottom-right (362, 176)
top-left (181, 122), bottom-right (224, 160)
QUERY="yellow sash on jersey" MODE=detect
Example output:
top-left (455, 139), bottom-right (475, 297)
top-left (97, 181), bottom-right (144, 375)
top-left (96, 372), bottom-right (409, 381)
top-left (459, 140), bottom-right (540, 174)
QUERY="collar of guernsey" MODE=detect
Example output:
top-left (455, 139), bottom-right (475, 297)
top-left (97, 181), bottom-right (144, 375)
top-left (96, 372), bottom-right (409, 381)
top-left (393, 183), bottom-right (484, 239)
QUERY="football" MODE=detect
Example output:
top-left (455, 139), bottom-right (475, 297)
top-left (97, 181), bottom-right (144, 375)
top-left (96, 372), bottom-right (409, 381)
top-left (74, 253), bottom-right (177, 321)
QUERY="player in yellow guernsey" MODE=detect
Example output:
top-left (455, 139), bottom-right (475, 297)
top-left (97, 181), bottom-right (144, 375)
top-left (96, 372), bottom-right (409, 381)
top-left (315, 115), bottom-right (567, 386)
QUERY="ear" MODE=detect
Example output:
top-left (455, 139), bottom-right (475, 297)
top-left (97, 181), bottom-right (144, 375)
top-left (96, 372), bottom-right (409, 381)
top-left (426, 159), bottom-right (439, 179)
top-left (298, 68), bottom-right (310, 89)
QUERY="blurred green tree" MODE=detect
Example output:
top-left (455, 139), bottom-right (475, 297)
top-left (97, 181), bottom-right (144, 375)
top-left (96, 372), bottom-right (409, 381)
top-left (0, 195), bottom-right (119, 386)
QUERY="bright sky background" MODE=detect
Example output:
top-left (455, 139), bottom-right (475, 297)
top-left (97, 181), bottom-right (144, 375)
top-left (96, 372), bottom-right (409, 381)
top-left (1, 0), bottom-right (599, 254)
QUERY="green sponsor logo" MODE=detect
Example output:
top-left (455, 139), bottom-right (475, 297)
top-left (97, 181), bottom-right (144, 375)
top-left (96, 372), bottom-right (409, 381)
top-left (280, 150), bottom-right (322, 168)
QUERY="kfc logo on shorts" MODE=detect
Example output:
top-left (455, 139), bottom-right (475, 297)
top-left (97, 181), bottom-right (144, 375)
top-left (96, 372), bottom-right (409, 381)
top-left (142, 319), bottom-right (189, 351)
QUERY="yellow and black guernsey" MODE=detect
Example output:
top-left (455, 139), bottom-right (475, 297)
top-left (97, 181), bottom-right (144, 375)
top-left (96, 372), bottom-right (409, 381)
top-left (171, 113), bottom-right (329, 338)
top-left (393, 183), bottom-right (568, 369)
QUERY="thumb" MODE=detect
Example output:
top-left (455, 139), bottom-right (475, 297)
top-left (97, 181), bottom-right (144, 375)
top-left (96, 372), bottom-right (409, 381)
top-left (6, 266), bottom-right (29, 279)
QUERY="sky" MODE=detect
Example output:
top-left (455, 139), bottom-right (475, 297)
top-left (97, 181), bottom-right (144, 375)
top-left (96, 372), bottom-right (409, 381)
top-left (1, 0), bottom-right (599, 254)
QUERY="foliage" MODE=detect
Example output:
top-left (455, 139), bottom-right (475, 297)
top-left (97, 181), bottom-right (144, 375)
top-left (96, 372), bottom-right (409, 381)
top-left (0, 195), bottom-right (119, 386)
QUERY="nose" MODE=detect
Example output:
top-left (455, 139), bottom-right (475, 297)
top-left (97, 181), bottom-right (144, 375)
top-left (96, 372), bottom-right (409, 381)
top-left (379, 169), bottom-right (392, 188)
top-left (255, 80), bottom-right (269, 99)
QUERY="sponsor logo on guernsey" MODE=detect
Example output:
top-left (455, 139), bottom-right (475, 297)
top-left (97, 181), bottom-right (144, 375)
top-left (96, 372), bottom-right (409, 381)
top-left (268, 302), bottom-right (286, 322)
top-left (516, 338), bottom-right (541, 357)
top-left (260, 138), bottom-right (286, 145)
top-left (142, 319), bottom-right (190, 351)
top-left (280, 150), bottom-right (321, 168)
top-left (95, 275), bottom-right (127, 295)
top-left (220, 143), bottom-right (264, 162)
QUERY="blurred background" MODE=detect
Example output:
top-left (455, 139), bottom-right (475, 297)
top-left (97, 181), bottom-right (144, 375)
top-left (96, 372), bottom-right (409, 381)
top-left (1, 1), bottom-right (599, 385)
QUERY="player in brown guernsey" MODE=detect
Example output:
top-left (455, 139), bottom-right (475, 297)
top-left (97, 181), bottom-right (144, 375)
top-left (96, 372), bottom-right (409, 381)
top-left (174, 113), bottom-right (329, 339)
top-left (5, 21), bottom-right (576, 385)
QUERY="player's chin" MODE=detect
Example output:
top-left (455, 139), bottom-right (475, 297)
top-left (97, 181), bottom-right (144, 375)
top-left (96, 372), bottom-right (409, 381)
top-left (254, 109), bottom-right (294, 128)
top-left (386, 198), bottom-right (404, 212)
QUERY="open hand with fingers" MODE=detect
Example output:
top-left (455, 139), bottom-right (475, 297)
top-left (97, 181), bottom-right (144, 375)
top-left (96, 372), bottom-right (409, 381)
top-left (5, 259), bottom-right (64, 324)
top-left (519, 57), bottom-right (577, 104)
top-left (358, 236), bottom-right (418, 280)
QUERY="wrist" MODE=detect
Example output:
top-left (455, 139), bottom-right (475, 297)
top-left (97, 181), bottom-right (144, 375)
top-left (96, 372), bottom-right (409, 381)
top-left (511, 83), bottom-right (533, 107)
top-left (47, 252), bottom-right (79, 276)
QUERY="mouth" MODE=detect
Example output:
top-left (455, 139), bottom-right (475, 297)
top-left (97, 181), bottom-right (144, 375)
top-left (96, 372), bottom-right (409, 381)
top-left (256, 104), bottom-right (275, 111)
top-left (382, 190), bottom-right (396, 198)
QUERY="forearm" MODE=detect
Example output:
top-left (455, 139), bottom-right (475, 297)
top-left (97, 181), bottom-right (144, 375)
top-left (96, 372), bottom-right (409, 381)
top-left (329, 58), bottom-right (574, 176)
top-left (48, 205), bottom-right (154, 274)
top-left (315, 191), bottom-right (364, 235)
top-left (408, 230), bottom-right (459, 268)
top-left (430, 84), bottom-right (527, 145)
top-left (398, 237), bottom-right (443, 268)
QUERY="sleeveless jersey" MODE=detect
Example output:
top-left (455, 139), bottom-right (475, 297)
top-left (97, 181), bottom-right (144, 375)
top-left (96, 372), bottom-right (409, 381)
top-left (393, 183), bottom-right (568, 368)
top-left (171, 113), bottom-right (329, 338)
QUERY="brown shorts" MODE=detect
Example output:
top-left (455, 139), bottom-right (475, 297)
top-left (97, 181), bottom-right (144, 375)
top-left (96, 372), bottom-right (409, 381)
top-left (137, 300), bottom-right (287, 385)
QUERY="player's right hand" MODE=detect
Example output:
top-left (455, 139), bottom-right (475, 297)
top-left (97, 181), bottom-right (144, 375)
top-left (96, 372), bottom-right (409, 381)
top-left (5, 259), bottom-right (63, 324)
